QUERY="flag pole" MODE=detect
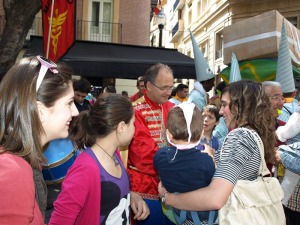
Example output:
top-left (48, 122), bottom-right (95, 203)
top-left (46, 0), bottom-right (55, 59)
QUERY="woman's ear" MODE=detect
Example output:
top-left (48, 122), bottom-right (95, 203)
top-left (36, 101), bottom-right (46, 123)
top-left (117, 121), bottom-right (126, 134)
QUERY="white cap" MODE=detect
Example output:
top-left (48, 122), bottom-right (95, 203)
top-left (276, 19), bottom-right (295, 93)
top-left (190, 31), bottom-right (214, 82)
top-left (229, 53), bottom-right (242, 83)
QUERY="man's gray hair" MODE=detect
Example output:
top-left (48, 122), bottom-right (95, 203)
top-left (262, 81), bottom-right (282, 97)
top-left (262, 81), bottom-right (281, 89)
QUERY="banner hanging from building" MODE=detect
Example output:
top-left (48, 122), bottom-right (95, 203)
top-left (42, 0), bottom-right (75, 62)
top-left (153, 0), bottom-right (162, 15)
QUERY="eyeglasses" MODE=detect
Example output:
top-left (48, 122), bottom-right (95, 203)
top-left (269, 96), bottom-right (286, 103)
top-left (150, 82), bottom-right (173, 92)
top-left (36, 56), bottom-right (58, 91)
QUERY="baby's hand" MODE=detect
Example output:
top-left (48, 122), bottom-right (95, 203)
top-left (274, 148), bottom-right (281, 165)
top-left (203, 144), bottom-right (215, 157)
top-left (130, 192), bottom-right (150, 220)
top-left (203, 145), bottom-right (216, 167)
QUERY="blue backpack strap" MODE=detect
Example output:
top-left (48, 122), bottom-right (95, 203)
top-left (173, 209), bottom-right (186, 225)
top-left (187, 210), bottom-right (217, 225)
top-left (173, 210), bottom-right (203, 225)
top-left (208, 210), bottom-right (217, 225)
top-left (190, 211), bottom-right (202, 225)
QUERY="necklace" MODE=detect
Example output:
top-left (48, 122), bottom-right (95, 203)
top-left (95, 142), bottom-right (120, 166)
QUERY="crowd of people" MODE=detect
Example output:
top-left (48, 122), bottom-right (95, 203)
top-left (0, 54), bottom-right (299, 225)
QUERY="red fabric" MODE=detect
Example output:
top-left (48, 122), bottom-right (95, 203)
top-left (153, 7), bottom-right (160, 15)
top-left (210, 95), bottom-right (219, 101)
top-left (129, 92), bottom-right (143, 102)
top-left (49, 152), bottom-right (101, 225)
top-left (128, 95), bottom-right (174, 198)
top-left (153, 0), bottom-right (161, 15)
top-left (267, 119), bottom-right (286, 176)
top-left (0, 153), bottom-right (44, 225)
top-left (42, 0), bottom-right (75, 62)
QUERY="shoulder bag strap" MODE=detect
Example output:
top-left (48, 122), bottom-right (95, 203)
top-left (248, 129), bottom-right (271, 177)
top-left (219, 127), bottom-right (271, 177)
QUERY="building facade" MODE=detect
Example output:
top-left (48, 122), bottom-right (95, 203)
top-left (1, 0), bottom-right (300, 92)
top-left (151, 0), bottom-right (300, 86)
top-left (0, 0), bottom-right (152, 45)
top-left (0, 0), bottom-right (154, 94)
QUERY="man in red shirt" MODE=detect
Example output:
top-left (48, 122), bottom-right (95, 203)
top-left (130, 76), bottom-right (146, 102)
top-left (128, 64), bottom-right (174, 225)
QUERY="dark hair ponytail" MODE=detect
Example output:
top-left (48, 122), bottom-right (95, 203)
top-left (69, 93), bottom-right (134, 149)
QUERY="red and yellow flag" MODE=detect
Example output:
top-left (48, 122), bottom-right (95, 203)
top-left (153, 0), bottom-right (161, 15)
top-left (42, 0), bottom-right (75, 62)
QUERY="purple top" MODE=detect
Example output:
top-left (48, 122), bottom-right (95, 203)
top-left (86, 148), bottom-right (131, 225)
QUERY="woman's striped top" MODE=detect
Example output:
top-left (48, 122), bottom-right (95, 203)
top-left (214, 128), bottom-right (262, 185)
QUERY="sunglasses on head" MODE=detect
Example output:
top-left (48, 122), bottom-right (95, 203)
top-left (36, 56), bottom-right (58, 91)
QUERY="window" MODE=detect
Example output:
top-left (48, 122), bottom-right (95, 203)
top-left (188, 11), bottom-right (192, 25)
top-left (151, 35), bottom-right (156, 47)
top-left (90, 0), bottom-right (112, 42)
top-left (197, 1), bottom-right (201, 16)
top-left (187, 50), bottom-right (191, 57)
top-left (178, 9), bottom-right (182, 20)
top-left (201, 41), bottom-right (208, 61)
top-left (92, 2), bottom-right (100, 27)
top-left (188, 3), bottom-right (193, 26)
top-left (215, 32), bottom-right (223, 60)
top-left (287, 17), bottom-right (298, 28)
top-left (202, 0), bottom-right (207, 12)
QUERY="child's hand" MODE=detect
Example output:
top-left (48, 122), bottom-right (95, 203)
top-left (130, 192), bottom-right (150, 220)
top-left (274, 148), bottom-right (282, 165)
top-left (203, 144), bottom-right (215, 157)
top-left (203, 145), bottom-right (216, 167)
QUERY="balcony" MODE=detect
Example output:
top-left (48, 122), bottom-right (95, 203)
top-left (76, 20), bottom-right (122, 43)
top-left (173, 0), bottom-right (185, 12)
top-left (0, 16), bottom-right (122, 44)
top-left (170, 19), bottom-right (184, 43)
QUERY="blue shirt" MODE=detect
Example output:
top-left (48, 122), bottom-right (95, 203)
top-left (154, 146), bottom-right (215, 193)
top-left (199, 135), bottom-right (221, 152)
top-left (187, 89), bottom-right (207, 111)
